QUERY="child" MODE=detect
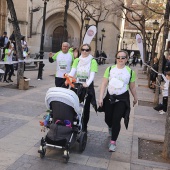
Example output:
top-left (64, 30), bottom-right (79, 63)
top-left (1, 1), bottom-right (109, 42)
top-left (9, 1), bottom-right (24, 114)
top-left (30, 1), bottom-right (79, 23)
top-left (158, 71), bottom-right (170, 114)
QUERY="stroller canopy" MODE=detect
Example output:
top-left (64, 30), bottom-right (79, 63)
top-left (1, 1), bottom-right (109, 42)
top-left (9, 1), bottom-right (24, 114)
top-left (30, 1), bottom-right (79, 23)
top-left (45, 87), bottom-right (80, 114)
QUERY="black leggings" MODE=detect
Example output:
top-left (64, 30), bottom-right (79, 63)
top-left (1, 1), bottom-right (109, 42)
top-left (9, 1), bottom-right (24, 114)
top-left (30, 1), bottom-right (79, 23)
top-left (4, 64), bottom-right (14, 81)
top-left (105, 100), bottom-right (127, 141)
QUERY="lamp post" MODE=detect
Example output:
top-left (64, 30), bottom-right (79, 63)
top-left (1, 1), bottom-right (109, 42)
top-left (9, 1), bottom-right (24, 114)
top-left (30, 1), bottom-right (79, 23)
top-left (125, 43), bottom-right (128, 50)
top-left (84, 16), bottom-right (90, 32)
top-left (147, 31), bottom-right (152, 62)
top-left (150, 20), bottom-right (159, 66)
top-left (100, 28), bottom-right (105, 51)
top-left (131, 41), bottom-right (134, 50)
top-left (122, 41), bottom-right (125, 50)
top-left (37, 0), bottom-right (49, 80)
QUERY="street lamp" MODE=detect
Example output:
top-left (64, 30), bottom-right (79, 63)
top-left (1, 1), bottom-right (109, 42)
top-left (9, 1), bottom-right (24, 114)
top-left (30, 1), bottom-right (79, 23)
top-left (37, 0), bottom-right (49, 80)
top-left (150, 20), bottom-right (159, 66)
top-left (131, 41), bottom-right (134, 50)
top-left (100, 28), bottom-right (105, 51)
top-left (125, 43), bottom-right (128, 50)
top-left (84, 16), bottom-right (90, 31)
top-left (122, 41), bottom-right (125, 49)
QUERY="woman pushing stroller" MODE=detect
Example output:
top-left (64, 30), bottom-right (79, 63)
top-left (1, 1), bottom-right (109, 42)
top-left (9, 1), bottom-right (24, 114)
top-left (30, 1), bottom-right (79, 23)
top-left (65, 44), bottom-right (98, 133)
top-left (98, 50), bottom-right (138, 152)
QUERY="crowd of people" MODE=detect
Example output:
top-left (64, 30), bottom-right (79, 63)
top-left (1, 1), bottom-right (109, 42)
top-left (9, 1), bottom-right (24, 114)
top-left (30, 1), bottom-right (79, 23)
top-left (150, 52), bottom-right (170, 115)
top-left (0, 31), bottom-right (29, 82)
top-left (48, 43), bottom-right (138, 152)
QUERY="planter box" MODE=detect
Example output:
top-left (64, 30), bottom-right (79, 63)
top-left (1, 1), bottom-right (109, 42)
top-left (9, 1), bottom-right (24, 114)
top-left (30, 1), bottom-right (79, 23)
top-left (19, 77), bottom-right (30, 90)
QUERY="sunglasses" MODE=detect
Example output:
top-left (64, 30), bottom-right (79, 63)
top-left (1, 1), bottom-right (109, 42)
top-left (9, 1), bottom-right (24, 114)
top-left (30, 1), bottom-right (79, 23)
top-left (81, 48), bottom-right (90, 52)
top-left (116, 56), bottom-right (127, 59)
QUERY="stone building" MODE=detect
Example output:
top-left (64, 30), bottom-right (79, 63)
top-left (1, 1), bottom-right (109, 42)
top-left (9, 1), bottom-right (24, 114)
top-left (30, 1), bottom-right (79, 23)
top-left (0, 0), bottom-right (7, 36)
top-left (2, 0), bottom-right (123, 63)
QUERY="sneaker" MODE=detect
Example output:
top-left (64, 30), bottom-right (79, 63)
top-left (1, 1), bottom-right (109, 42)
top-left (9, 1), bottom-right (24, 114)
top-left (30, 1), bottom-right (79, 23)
top-left (108, 127), bottom-right (112, 136)
top-left (109, 143), bottom-right (116, 152)
top-left (159, 110), bottom-right (166, 115)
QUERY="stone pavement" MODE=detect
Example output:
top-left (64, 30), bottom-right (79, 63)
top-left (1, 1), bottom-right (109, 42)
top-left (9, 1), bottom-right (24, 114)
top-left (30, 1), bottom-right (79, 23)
top-left (0, 60), bottom-right (170, 170)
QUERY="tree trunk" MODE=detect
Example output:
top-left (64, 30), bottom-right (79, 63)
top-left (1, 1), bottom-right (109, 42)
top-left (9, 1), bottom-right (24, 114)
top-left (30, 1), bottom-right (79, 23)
top-left (94, 21), bottom-right (98, 57)
top-left (153, 6), bottom-right (169, 106)
top-left (162, 0), bottom-right (170, 159)
top-left (6, 0), bottom-right (24, 86)
top-left (63, 0), bottom-right (69, 42)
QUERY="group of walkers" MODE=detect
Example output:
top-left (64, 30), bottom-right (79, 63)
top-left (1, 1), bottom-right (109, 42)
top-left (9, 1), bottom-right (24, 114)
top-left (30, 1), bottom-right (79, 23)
top-left (0, 31), bottom-right (29, 83)
top-left (49, 42), bottom-right (138, 152)
top-left (151, 52), bottom-right (170, 115)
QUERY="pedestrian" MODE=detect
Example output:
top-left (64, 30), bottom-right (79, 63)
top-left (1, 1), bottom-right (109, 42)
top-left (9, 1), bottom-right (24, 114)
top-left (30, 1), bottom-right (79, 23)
top-left (0, 31), bottom-right (9, 60)
top-left (73, 47), bottom-right (79, 59)
top-left (157, 72), bottom-right (170, 114)
top-left (140, 59), bottom-right (143, 67)
top-left (150, 57), bottom-right (159, 90)
top-left (67, 44), bottom-right (98, 132)
top-left (3, 41), bottom-right (15, 83)
top-left (164, 53), bottom-right (170, 75)
top-left (49, 42), bottom-right (74, 87)
top-left (98, 50), bottom-right (138, 152)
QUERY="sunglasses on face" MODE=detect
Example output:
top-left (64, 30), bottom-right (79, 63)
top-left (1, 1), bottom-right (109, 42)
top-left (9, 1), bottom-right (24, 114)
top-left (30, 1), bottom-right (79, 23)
top-left (81, 48), bottom-right (90, 52)
top-left (116, 56), bottom-right (127, 59)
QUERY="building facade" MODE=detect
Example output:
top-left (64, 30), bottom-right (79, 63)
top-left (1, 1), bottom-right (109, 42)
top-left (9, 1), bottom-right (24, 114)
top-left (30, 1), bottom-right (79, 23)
top-left (0, 0), bottom-right (7, 36)
top-left (2, 0), bottom-right (123, 63)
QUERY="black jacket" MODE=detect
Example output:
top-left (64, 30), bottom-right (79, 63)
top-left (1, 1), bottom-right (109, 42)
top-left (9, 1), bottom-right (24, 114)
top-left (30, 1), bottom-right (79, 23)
top-left (98, 91), bottom-right (130, 129)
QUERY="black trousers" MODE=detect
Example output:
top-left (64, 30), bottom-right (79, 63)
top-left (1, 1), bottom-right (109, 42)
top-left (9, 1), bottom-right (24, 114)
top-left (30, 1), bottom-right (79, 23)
top-left (4, 64), bottom-right (14, 81)
top-left (163, 96), bottom-right (168, 112)
top-left (104, 100), bottom-right (126, 141)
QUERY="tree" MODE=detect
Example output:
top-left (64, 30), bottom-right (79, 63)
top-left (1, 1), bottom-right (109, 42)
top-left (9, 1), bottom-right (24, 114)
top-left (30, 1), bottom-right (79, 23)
top-left (70, 0), bottom-right (111, 54)
top-left (112, 0), bottom-right (164, 65)
top-left (162, 0), bottom-right (170, 160)
top-left (70, 0), bottom-right (89, 46)
top-left (63, 0), bottom-right (70, 41)
top-left (6, 0), bottom-right (24, 86)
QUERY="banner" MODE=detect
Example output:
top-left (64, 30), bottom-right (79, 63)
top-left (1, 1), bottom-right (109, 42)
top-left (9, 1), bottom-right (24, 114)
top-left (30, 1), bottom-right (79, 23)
top-left (136, 34), bottom-right (144, 62)
top-left (83, 25), bottom-right (97, 45)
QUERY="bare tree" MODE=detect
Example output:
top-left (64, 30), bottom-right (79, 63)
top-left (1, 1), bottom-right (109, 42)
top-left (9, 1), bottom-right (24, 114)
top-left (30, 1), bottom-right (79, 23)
top-left (63, 0), bottom-right (70, 41)
top-left (70, 0), bottom-right (89, 46)
top-left (6, 0), bottom-right (24, 87)
top-left (70, 0), bottom-right (112, 54)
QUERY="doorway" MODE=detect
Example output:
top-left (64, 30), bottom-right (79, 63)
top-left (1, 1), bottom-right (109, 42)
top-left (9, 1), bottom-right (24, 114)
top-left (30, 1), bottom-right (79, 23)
top-left (52, 26), bottom-right (68, 52)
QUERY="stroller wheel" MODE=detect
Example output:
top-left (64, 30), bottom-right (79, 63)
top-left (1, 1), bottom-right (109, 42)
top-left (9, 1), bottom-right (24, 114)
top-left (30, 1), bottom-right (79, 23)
top-left (38, 146), bottom-right (46, 158)
top-left (79, 132), bottom-right (87, 152)
top-left (63, 150), bottom-right (69, 163)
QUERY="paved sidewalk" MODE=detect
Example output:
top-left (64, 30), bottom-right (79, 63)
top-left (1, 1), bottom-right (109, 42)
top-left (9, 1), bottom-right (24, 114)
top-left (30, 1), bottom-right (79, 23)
top-left (0, 61), bottom-right (169, 170)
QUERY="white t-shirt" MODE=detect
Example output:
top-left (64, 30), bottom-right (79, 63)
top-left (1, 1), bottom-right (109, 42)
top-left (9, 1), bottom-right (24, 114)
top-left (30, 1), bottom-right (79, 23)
top-left (56, 52), bottom-right (73, 78)
top-left (108, 66), bottom-right (132, 95)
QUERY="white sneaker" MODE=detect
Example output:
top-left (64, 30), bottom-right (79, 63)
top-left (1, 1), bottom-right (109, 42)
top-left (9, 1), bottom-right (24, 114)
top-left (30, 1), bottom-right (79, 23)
top-left (109, 143), bottom-right (116, 152)
top-left (159, 110), bottom-right (165, 115)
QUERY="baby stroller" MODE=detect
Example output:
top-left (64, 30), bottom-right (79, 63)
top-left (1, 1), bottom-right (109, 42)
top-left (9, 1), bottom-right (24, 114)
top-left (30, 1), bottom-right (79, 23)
top-left (38, 84), bottom-right (88, 162)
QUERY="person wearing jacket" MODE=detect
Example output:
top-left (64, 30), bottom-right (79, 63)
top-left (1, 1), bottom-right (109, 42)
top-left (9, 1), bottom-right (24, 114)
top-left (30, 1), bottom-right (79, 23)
top-left (98, 50), bottom-right (137, 152)
top-left (3, 41), bottom-right (15, 83)
top-left (67, 44), bottom-right (98, 132)
top-left (49, 42), bottom-right (74, 87)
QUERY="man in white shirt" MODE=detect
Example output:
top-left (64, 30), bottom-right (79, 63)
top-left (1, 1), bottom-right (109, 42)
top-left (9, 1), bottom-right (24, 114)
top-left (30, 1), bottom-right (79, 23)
top-left (49, 42), bottom-right (74, 87)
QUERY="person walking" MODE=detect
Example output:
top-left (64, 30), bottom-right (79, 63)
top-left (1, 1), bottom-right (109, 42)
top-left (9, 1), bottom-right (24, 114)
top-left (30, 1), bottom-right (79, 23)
top-left (150, 57), bottom-right (159, 90)
top-left (98, 50), bottom-right (138, 152)
top-left (67, 44), bottom-right (98, 132)
top-left (49, 42), bottom-right (74, 87)
top-left (3, 41), bottom-right (15, 83)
